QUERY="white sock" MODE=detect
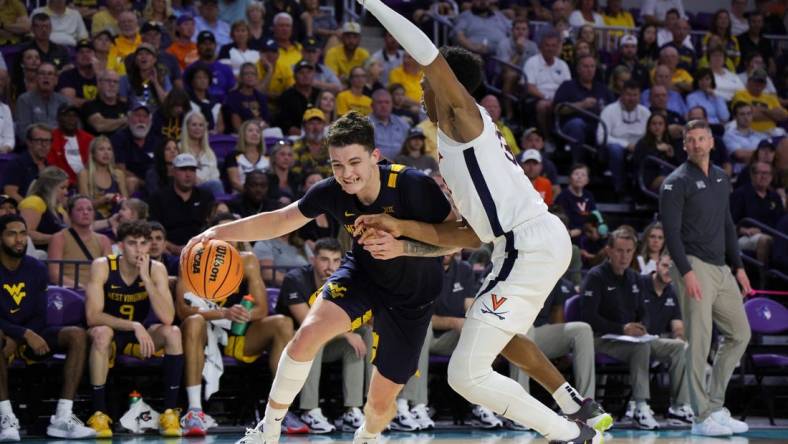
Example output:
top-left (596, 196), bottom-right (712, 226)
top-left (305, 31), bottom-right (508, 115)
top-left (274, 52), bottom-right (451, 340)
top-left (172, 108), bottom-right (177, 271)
top-left (268, 351), bottom-right (314, 406)
top-left (357, 422), bottom-right (378, 439)
top-left (0, 400), bottom-right (13, 416)
top-left (396, 398), bottom-right (408, 411)
top-left (552, 382), bottom-right (583, 415)
top-left (263, 404), bottom-right (287, 426)
top-left (186, 385), bottom-right (202, 410)
top-left (637, 401), bottom-right (650, 410)
top-left (55, 399), bottom-right (73, 418)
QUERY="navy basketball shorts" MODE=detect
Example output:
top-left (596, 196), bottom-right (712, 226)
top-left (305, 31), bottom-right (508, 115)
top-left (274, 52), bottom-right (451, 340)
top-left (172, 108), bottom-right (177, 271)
top-left (321, 263), bottom-right (434, 385)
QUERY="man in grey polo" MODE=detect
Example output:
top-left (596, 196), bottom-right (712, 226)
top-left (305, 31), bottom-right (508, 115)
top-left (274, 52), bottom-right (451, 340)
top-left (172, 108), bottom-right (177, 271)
top-left (659, 119), bottom-right (752, 437)
top-left (368, 89), bottom-right (409, 160)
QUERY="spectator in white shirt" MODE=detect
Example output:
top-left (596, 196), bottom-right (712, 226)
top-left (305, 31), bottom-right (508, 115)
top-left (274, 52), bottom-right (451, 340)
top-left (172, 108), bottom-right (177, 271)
top-left (738, 53), bottom-right (778, 95)
top-left (524, 30), bottom-right (572, 138)
top-left (33, 0), bottom-right (88, 47)
top-left (0, 100), bottom-right (13, 153)
top-left (641, 0), bottom-right (686, 27)
top-left (569, 0), bottom-right (605, 27)
top-left (730, 0), bottom-right (749, 36)
top-left (709, 46), bottom-right (745, 102)
top-left (598, 80), bottom-right (651, 194)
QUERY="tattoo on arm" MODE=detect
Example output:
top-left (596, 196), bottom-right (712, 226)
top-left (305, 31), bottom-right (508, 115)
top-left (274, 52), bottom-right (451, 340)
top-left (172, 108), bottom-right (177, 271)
top-left (402, 240), bottom-right (458, 257)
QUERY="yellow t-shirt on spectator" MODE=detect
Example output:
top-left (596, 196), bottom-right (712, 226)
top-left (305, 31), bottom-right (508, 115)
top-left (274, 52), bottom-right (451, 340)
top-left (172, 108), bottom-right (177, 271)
top-left (602, 11), bottom-right (635, 47)
top-left (732, 89), bottom-right (785, 133)
top-left (258, 58), bottom-right (295, 96)
top-left (91, 9), bottom-right (119, 36)
top-left (388, 66), bottom-right (422, 103)
top-left (278, 42), bottom-right (303, 68)
top-left (336, 90), bottom-right (372, 116)
top-left (107, 34), bottom-right (142, 74)
top-left (650, 67), bottom-right (693, 87)
top-left (0, 0), bottom-right (28, 45)
top-left (324, 45), bottom-right (370, 80)
top-left (497, 122), bottom-right (521, 156)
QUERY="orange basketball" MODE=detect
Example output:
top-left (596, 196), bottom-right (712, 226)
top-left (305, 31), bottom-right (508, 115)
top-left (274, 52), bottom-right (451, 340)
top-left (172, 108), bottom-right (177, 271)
top-left (180, 240), bottom-right (243, 301)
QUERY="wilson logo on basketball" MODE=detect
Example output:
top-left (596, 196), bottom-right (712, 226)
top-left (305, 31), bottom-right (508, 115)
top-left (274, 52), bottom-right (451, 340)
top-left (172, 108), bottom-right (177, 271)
top-left (181, 240), bottom-right (243, 302)
top-left (208, 246), bottom-right (227, 282)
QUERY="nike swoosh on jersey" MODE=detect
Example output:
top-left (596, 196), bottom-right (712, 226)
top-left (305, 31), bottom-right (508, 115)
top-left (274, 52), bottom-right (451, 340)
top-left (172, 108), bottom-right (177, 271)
top-left (10, 308), bottom-right (21, 314)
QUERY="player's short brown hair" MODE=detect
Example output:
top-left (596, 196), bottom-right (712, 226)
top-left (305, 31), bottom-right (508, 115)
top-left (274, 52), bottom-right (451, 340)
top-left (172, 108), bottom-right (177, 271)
top-left (117, 220), bottom-right (152, 241)
top-left (326, 111), bottom-right (376, 152)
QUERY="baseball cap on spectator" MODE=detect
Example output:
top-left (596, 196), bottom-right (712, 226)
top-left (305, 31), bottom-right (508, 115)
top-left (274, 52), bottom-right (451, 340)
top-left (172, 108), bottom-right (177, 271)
top-left (76, 39), bottom-right (93, 51)
top-left (407, 127), bottom-right (425, 139)
top-left (303, 108), bottom-right (326, 122)
top-left (758, 138), bottom-right (775, 149)
top-left (262, 38), bottom-right (278, 52)
top-left (518, 149), bottom-right (542, 164)
top-left (750, 67), bottom-right (768, 82)
top-left (129, 101), bottom-right (151, 113)
top-left (173, 153), bottom-right (198, 169)
top-left (294, 60), bottom-right (315, 73)
top-left (620, 34), bottom-right (637, 46)
top-left (135, 42), bottom-right (158, 57)
top-left (523, 127), bottom-right (542, 139)
top-left (57, 104), bottom-right (80, 116)
top-left (141, 21), bottom-right (163, 34)
top-left (176, 14), bottom-right (195, 26)
top-left (303, 36), bottom-right (320, 50)
top-left (0, 195), bottom-right (18, 208)
top-left (197, 30), bottom-right (216, 44)
top-left (342, 22), bottom-right (361, 34)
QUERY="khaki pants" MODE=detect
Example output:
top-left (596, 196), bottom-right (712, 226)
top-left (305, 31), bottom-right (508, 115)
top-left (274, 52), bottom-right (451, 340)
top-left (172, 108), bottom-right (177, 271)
top-left (670, 256), bottom-right (751, 420)
top-left (300, 334), bottom-right (365, 410)
top-left (509, 322), bottom-right (596, 399)
top-left (593, 337), bottom-right (689, 405)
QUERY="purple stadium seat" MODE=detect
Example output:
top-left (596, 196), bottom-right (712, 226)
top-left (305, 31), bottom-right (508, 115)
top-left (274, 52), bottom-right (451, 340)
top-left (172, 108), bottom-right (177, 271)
top-left (46, 286), bottom-right (86, 327)
top-left (209, 134), bottom-right (238, 162)
top-left (744, 297), bottom-right (788, 334)
top-left (267, 287), bottom-right (280, 314)
top-left (563, 294), bottom-right (582, 322)
top-left (741, 297), bottom-right (788, 424)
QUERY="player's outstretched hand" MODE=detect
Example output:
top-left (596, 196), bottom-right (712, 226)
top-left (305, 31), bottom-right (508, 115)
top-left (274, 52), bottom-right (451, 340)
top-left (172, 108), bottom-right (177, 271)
top-left (360, 229), bottom-right (405, 260)
top-left (354, 213), bottom-right (403, 241)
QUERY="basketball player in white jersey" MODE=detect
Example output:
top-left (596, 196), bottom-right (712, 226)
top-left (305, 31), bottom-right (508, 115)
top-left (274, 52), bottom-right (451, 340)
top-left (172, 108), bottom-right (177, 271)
top-left (354, 1), bottom-right (605, 443)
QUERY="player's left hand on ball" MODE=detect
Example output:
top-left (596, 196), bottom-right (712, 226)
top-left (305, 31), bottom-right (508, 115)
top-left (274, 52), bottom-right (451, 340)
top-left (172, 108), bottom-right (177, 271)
top-left (361, 229), bottom-right (405, 260)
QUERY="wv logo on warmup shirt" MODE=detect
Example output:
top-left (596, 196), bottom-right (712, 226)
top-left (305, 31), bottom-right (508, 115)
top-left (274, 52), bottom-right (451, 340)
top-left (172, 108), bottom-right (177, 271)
top-left (481, 294), bottom-right (509, 320)
top-left (3, 283), bottom-right (27, 306)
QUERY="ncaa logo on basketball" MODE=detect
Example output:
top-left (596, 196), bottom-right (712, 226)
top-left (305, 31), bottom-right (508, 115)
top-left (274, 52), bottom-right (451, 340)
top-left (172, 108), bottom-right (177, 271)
top-left (209, 245), bottom-right (228, 282)
top-left (191, 249), bottom-right (203, 274)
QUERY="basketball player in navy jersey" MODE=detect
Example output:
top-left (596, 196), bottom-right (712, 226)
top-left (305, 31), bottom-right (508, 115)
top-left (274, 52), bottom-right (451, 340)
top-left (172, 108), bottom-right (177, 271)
top-left (0, 214), bottom-right (95, 440)
top-left (187, 111), bottom-right (459, 444)
top-left (84, 220), bottom-right (184, 438)
top-left (353, 1), bottom-right (608, 442)
top-left (176, 213), bottom-right (296, 437)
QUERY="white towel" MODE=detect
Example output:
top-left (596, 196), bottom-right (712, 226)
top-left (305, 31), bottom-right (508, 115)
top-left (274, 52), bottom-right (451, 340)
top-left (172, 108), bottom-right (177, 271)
top-left (184, 292), bottom-right (231, 400)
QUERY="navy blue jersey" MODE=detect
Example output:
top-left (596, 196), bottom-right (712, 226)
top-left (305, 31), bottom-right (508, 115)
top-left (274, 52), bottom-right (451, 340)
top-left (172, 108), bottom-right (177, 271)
top-left (0, 256), bottom-right (48, 340)
top-left (102, 255), bottom-right (151, 323)
top-left (298, 163), bottom-right (452, 302)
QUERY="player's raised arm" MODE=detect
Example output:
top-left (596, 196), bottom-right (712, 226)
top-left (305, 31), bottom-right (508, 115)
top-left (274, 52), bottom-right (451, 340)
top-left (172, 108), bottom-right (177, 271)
top-left (359, 0), bottom-right (483, 141)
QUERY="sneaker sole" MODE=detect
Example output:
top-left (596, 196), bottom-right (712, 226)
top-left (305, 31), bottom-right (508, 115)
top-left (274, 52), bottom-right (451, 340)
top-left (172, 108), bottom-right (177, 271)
top-left (184, 427), bottom-right (207, 437)
top-left (46, 426), bottom-right (96, 439)
top-left (590, 413), bottom-right (614, 432)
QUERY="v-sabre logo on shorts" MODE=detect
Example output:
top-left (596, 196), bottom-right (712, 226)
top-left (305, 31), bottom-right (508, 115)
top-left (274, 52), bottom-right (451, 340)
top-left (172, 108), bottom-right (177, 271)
top-left (481, 294), bottom-right (509, 320)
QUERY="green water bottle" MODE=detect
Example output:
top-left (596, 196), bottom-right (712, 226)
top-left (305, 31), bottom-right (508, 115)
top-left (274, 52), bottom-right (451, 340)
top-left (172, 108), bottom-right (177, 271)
top-left (129, 390), bottom-right (141, 406)
top-left (230, 295), bottom-right (255, 336)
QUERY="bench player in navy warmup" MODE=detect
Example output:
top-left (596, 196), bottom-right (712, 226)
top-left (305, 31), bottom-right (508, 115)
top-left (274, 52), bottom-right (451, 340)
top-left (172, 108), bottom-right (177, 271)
top-left (354, 1), bottom-right (611, 442)
top-left (0, 214), bottom-right (95, 441)
top-left (188, 111), bottom-right (457, 444)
